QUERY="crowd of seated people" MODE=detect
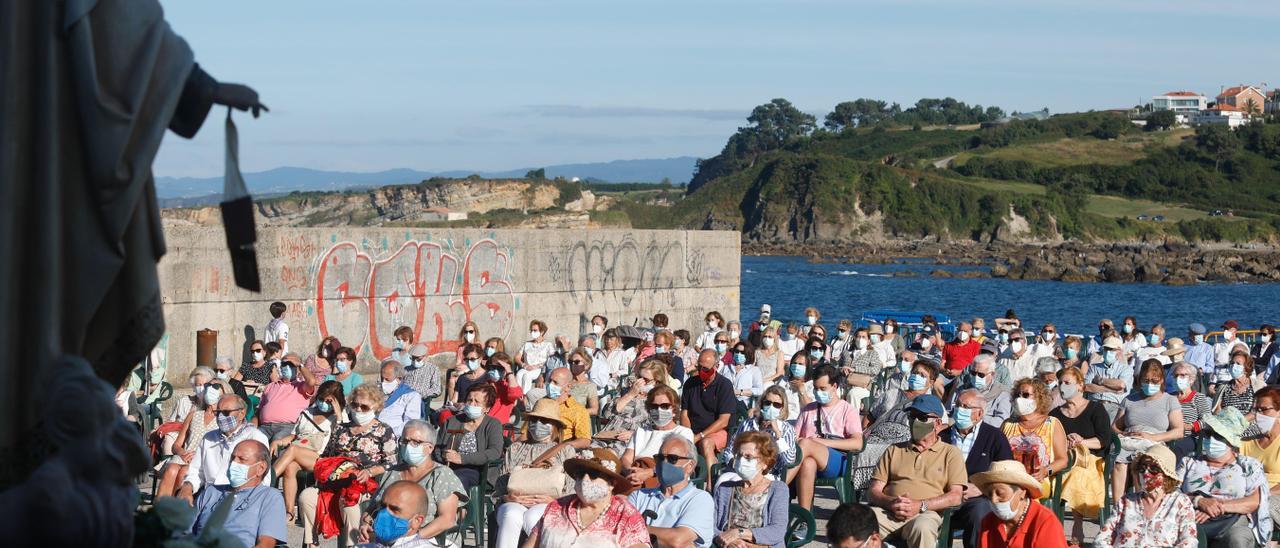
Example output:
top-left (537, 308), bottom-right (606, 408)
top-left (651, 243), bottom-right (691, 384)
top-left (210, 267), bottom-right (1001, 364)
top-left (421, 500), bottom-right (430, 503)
top-left (138, 300), bottom-right (1280, 548)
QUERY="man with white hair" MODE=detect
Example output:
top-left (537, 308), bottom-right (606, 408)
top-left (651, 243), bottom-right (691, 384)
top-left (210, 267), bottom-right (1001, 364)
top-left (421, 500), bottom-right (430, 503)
top-left (950, 354), bottom-right (1010, 427)
top-left (378, 358), bottom-right (423, 436)
top-left (177, 393), bottom-right (269, 506)
top-left (189, 439), bottom-right (286, 547)
top-left (627, 435), bottom-right (715, 547)
top-left (941, 389), bottom-right (1014, 548)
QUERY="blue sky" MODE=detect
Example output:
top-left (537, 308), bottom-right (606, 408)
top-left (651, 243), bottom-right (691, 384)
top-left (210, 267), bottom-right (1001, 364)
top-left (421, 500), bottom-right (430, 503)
top-left (155, 0), bottom-right (1280, 178)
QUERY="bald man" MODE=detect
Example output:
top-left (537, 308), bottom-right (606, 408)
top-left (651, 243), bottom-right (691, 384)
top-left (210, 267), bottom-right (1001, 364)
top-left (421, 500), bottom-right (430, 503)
top-left (357, 480), bottom-right (431, 547)
top-left (190, 439), bottom-right (286, 547)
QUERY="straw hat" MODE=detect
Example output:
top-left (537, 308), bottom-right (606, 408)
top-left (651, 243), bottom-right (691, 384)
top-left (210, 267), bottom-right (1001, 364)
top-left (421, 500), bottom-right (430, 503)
top-left (1202, 407), bottom-right (1249, 448)
top-left (563, 448), bottom-right (631, 496)
top-left (524, 398), bottom-right (566, 428)
top-left (970, 460), bottom-right (1042, 499)
top-left (1162, 338), bottom-right (1186, 357)
top-left (1101, 336), bottom-right (1123, 350)
top-left (1136, 445), bottom-right (1180, 484)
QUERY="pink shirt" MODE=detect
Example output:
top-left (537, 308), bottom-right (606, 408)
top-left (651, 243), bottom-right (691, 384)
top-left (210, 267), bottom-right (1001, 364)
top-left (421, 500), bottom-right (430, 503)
top-left (533, 495), bottom-right (649, 548)
top-left (797, 399), bottom-right (863, 440)
top-left (258, 380), bottom-right (313, 424)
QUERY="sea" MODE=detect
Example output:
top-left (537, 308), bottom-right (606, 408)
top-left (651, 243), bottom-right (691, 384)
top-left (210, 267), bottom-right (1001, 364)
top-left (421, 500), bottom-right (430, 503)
top-left (739, 255), bottom-right (1279, 338)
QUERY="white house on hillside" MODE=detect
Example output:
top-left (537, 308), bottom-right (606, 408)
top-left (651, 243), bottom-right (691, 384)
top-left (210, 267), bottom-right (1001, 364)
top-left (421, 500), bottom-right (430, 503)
top-left (1152, 91), bottom-right (1207, 113)
top-left (1191, 104), bottom-right (1250, 128)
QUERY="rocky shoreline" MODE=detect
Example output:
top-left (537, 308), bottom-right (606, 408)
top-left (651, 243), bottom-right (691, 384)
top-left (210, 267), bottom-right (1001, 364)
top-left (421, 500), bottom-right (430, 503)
top-left (743, 241), bottom-right (1280, 285)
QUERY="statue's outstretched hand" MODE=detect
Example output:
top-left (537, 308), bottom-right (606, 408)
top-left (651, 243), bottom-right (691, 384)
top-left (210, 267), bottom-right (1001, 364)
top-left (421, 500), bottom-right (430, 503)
top-left (213, 83), bottom-right (268, 118)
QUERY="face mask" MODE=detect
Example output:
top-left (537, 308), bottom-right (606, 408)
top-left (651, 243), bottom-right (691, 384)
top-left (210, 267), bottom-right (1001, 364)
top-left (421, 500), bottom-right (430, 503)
top-left (1261, 334), bottom-right (1272, 343)
top-left (729, 330), bottom-right (741, 340)
top-left (971, 375), bottom-right (987, 390)
top-left (815, 388), bottom-right (832, 405)
top-left (227, 461), bottom-right (253, 488)
top-left (908, 374), bottom-right (927, 391)
top-left (464, 405), bottom-right (484, 420)
top-left (466, 358), bottom-right (481, 372)
top-left (992, 497), bottom-right (1020, 521)
top-left (837, 331), bottom-right (849, 340)
top-left (910, 417), bottom-right (935, 442)
top-left (204, 386), bottom-right (223, 407)
top-left (547, 382), bottom-right (563, 399)
top-left (335, 361), bottom-right (350, 373)
top-left (698, 367), bottom-right (716, 383)
top-left (401, 443), bottom-right (427, 466)
top-left (575, 476), bottom-right (612, 503)
top-left (216, 413), bottom-right (239, 434)
top-left (1010, 341), bottom-right (1024, 354)
top-left (941, 374), bottom-right (957, 386)
top-left (733, 352), bottom-right (746, 365)
top-left (1193, 334), bottom-right (1204, 345)
top-left (1203, 436), bottom-right (1229, 459)
top-left (529, 330), bottom-right (541, 340)
top-left (807, 315), bottom-right (817, 326)
top-left (1138, 468), bottom-right (1165, 493)
top-left (216, 371), bottom-right (230, 381)
top-left (708, 320), bottom-right (718, 330)
top-left (780, 332), bottom-right (794, 342)
top-left (760, 405), bottom-right (780, 421)
top-left (655, 345), bottom-right (667, 354)
top-left (1225, 330), bottom-right (1236, 341)
top-left (1257, 413), bottom-right (1277, 435)
top-left (487, 369), bottom-right (502, 381)
top-left (899, 360), bottom-right (911, 374)
top-left (1122, 324), bottom-right (1134, 334)
top-left (1175, 377), bottom-right (1191, 392)
top-left (407, 358), bottom-right (422, 371)
top-left (1065, 348), bottom-right (1078, 360)
top-left (790, 364), bottom-right (806, 378)
top-left (885, 325), bottom-right (895, 334)
top-left (871, 334), bottom-right (882, 344)
top-left (382, 380), bottom-right (399, 395)
top-left (1149, 334), bottom-right (1161, 346)
top-left (998, 333), bottom-right (1009, 344)
top-left (252, 351), bottom-right (264, 362)
top-left (715, 342), bottom-right (728, 355)
top-left (373, 508), bottom-right (412, 545)
top-left (278, 365), bottom-right (294, 381)
top-left (485, 347), bottom-right (496, 357)
top-left (639, 382), bottom-right (654, 394)
top-left (1231, 363), bottom-right (1245, 379)
top-left (760, 312), bottom-right (770, 322)
top-left (593, 324), bottom-right (604, 336)
top-left (394, 342), bottom-right (405, 351)
top-left (656, 459), bottom-right (687, 488)
top-left (530, 421), bottom-right (553, 442)
top-left (352, 410), bottom-right (376, 425)
top-left (464, 332), bottom-right (475, 343)
top-left (735, 457), bottom-right (760, 482)
top-left (1042, 332), bottom-right (1055, 342)
top-left (762, 337), bottom-right (774, 348)
top-left (1015, 397), bottom-right (1036, 416)
top-left (809, 349), bottom-right (822, 360)
top-left (855, 339), bottom-right (868, 350)
top-left (1142, 383), bottom-right (1160, 397)
top-left (1102, 351), bottom-right (1117, 365)
top-left (315, 401), bottom-right (333, 414)
top-left (958, 331), bottom-right (970, 342)
top-left (919, 338), bottom-right (933, 350)
top-left (953, 407), bottom-right (974, 431)
top-left (1060, 383), bottom-right (1079, 399)
top-left (649, 407), bottom-right (674, 426)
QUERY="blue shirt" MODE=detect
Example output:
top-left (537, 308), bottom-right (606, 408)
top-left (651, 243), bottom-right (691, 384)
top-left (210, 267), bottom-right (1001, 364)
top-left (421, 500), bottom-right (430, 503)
top-left (1084, 358), bottom-right (1133, 406)
top-left (325, 372), bottom-right (364, 397)
top-left (1184, 342), bottom-right (1215, 375)
top-left (190, 484), bottom-right (287, 546)
top-left (627, 482), bottom-right (715, 547)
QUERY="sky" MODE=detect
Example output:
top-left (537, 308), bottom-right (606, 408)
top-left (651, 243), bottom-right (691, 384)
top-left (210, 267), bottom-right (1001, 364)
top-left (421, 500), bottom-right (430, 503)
top-left (155, 0), bottom-right (1280, 178)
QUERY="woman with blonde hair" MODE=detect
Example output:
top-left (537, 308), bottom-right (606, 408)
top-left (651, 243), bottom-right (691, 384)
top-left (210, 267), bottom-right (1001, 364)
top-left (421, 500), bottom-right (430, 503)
top-left (1001, 378), bottom-right (1068, 498)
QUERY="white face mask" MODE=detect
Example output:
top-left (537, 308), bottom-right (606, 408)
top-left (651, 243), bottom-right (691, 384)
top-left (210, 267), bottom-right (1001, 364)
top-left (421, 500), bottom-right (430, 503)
top-left (729, 330), bottom-right (740, 340)
top-left (707, 320), bottom-right (718, 330)
top-left (382, 380), bottom-right (399, 395)
top-left (958, 331), bottom-right (970, 342)
top-left (919, 338), bottom-right (932, 350)
top-left (992, 496), bottom-right (1021, 521)
top-left (464, 332), bottom-right (475, 343)
top-left (574, 476), bottom-right (611, 504)
top-left (1015, 397), bottom-right (1036, 416)
top-left (1263, 334), bottom-right (1273, 343)
top-left (735, 457), bottom-right (760, 482)
top-left (1010, 341), bottom-right (1024, 354)
top-left (529, 330), bottom-right (541, 340)
top-left (1257, 413), bottom-right (1278, 435)
top-left (1059, 383), bottom-right (1079, 400)
top-left (593, 324), bottom-right (604, 335)
top-left (252, 351), bottom-right (264, 362)
top-left (807, 315), bottom-right (817, 326)
top-left (762, 337), bottom-right (774, 348)
top-left (855, 339), bottom-right (868, 350)
top-left (885, 325), bottom-right (895, 334)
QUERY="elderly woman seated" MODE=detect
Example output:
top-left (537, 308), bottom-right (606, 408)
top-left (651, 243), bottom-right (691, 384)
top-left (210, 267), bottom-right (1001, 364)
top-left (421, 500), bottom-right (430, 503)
top-left (1179, 407), bottom-right (1272, 548)
top-left (494, 399), bottom-right (577, 548)
top-left (356, 419), bottom-right (468, 548)
top-left (524, 449), bottom-right (649, 548)
top-left (971, 460), bottom-right (1066, 547)
top-left (1241, 387), bottom-right (1280, 541)
top-left (713, 431), bottom-right (790, 548)
top-left (720, 385), bottom-right (798, 480)
top-left (1095, 445), bottom-right (1196, 548)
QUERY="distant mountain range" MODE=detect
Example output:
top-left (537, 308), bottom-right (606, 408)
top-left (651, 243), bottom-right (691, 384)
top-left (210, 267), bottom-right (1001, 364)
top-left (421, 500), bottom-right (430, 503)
top-left (154, 157), bottom-right (698, 203)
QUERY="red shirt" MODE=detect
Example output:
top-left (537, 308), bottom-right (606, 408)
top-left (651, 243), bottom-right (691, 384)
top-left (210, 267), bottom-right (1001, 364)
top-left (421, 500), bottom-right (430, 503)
top-left (943, 340), bottom-right (982, 371)
top-left (977, 500), bottom-right (1066, 548)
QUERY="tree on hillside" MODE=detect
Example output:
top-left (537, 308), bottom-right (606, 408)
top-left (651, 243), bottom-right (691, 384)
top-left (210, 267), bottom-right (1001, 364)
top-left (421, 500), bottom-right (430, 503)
top-left (1147, 110), bottom-right (1177, 131)
top-left (1090, 114), bottom-right (1128, 139)
top-left (824, 99), bottom-right (891, 131)
top-left (746, 98), bottom-right (816, 150)
top-left (525, 168), bottom-right (546, 180)
top-left (1195, 124), bottom-right (1239, 172)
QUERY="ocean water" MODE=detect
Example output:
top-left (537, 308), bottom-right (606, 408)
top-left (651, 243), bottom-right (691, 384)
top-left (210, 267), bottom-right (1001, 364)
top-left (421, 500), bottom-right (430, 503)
top-left (739, 255), bottom-right (1279, 337)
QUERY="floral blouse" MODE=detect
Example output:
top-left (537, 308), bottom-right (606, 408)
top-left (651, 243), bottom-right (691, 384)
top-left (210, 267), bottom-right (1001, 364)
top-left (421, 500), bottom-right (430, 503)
top-left (1178, 454), bottom-right (1273, 544)
top-left (321, 421), bottom-right (397, 469)
top-left (532, 495), bottom-right (649, 548)
top-left (1095, 491), bottom-right (1197, 548)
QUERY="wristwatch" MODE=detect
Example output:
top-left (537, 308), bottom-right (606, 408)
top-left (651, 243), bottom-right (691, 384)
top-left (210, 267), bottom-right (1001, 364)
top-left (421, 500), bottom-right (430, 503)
top-left (919, 500), bottom-right (929, 513)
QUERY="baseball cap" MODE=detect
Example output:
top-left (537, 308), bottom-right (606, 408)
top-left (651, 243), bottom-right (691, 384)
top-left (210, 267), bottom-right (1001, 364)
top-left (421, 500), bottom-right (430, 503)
top-left (1222, 320), bottom-right (1239, 330)
top-left (408, 343), bottom-right (429, 358)
top-left (1189, 323), bottom-right (1207, 335)
top-left (907, 394), bottom-right (946, 417)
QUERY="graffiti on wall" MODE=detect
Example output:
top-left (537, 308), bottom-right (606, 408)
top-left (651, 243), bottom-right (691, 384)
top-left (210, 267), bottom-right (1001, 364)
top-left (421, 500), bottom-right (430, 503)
top-left (314, 238), bottom-right (515, 360)
top-left (547, 236), bottom-right (689, 308)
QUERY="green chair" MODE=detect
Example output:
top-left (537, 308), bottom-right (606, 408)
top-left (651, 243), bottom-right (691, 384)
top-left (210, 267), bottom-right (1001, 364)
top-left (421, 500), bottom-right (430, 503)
top-left (935, 506), bottom-right (959, 548)
top-left (813, 448), bottom-right (860, 504)
top-left (691, 453), bottom-right (708, 490)
top-left (246, 394), bottom-right (260, 422)
top-left (455, 459), bottom-right (502, 547)
top-left (1043, 448), bottom-right (1077, 522)
top-left (785, 504), bottom-right (815, 548)
top-left (143, 381), bottom-right (174, 434)
top-left (1099, 432), bottom-right (1122, 525)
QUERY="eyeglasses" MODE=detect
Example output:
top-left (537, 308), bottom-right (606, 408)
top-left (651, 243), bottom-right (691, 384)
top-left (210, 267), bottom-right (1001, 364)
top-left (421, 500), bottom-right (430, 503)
top-left (653, 453), bottom-right (691, 465)
top-left (1256, 406), bottom-right (1277, 414)
top-left (648, 403), bottom-right (673, 410)
top-left (251, 347), bottom-right (264, 352)
top-left (761, 400), bottom-right (784, 409)
top-left (214, 409), bottom-right (243, 417)
top-left (350, 403), bottom-right (374, 412)
top-left (402, 438), bottom-right (430, 447)
top-left (465, 355), bottom-right (480, 361)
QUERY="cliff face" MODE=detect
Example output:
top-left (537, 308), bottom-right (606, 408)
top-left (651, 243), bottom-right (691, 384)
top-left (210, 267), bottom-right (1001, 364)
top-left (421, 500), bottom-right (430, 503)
top-left (161, 179), bottom-right (577, 227)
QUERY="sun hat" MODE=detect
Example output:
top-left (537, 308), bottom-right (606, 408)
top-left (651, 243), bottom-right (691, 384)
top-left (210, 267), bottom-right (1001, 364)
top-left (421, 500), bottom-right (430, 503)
top-left (1202, 407), bottom-right (1249, 448)
top-left (1136, 445), bottom-right (1180, 485)
top-left (1162, 338), bottom-right (1186, 357)
top-left (408, 343), bottom-right (429, 358)
top-left (524, 398), bottom-right (567, 428)
top-left (1101, 336), bottom-right (1123, 350)
top-left (869, 324), bottom-right (885, 336)
top-left (971, 460), bottom-right (1042, 499)
top-left (1189, 323), bottom-right (1207, 335)
top-left (563, 448), bottom-right (631, 496)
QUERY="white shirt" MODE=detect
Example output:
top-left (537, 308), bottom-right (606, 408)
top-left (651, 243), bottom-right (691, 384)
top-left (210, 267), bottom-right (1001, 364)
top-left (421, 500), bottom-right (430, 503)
top-left (520, 340), bottom-right (555, 369)
top-left (872, 340), bottom-right (895, 367)
top-left (829, 336), bottom-right (851, 360)
top-left (695, 327), bottom-right (723, 351)
top-left (1214, 339), bottom-right (1248, 367)
top-left (717, 363), bottom-right (763, 403)
top-left (606, 348), bottom-right (634, 379)
top-left (588, 353), bottom-right (612, 395)
top-left (1136, 345), bottom-right (1171, 365)
top-left (1121, 335), bottom-right (1146, 356)
top-left (998, 349), bottom-right (1040, 383)
top-left (1028, 342), bottom-right (1057, 360)
top-left (777, 338), bottom-right (803, 363)
top-left (627, 425), bottom-right (695, 459)
top-left (183, 425), bottom-right (269, 493)
top-left (264, 318), bottom-right (289, 355)
top-left (773, 378), bottom-right (814, 421)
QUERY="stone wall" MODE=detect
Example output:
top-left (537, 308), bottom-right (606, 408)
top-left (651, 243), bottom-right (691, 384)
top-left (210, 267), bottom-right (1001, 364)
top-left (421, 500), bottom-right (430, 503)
top-left (157, 226), bottom-right (740, 383)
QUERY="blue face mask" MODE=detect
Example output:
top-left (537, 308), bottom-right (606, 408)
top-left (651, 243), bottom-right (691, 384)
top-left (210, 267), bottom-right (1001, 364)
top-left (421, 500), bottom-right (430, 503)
top-left (485, 347), bottom-right (496, 357)
top-left (401, 443), bottom-right (426, 466)
top-left (815, 388), bottom-right (832, 405)
top-left (733, 352), bottom-right (747, 365)
top-left (487, 369), bottom-right (502, 381)
top-left (657, 459), bottom-right (687, 488)
top-left (971, 374), bottom-right (987, 390)
top-left (760, 405), bottom-right (781, 421)
top-left (1193, 334), bottom-right (1204, 345)
top-left (790, 364), bottom-right (806, 378)
top-left (908, 374), bottom-right (928, 391)
top-left (1149, 334), bottom-right (1160, 346)
top-left (780, 332), bottom-right (794, 342)
top-left (216, 413), bottom-right (239, 434)
top-left (335, 361), bottom-right (350, 374)
top-left (315, 401), bottom-right (332, 414)
top-left (227, 461), bottom-right (252, 488)
top-left (655, 345), bottom-right (667, 354)
top-left (1142, 383), bottom-right (1161, 396)
top-left (547, 383), bottom-right (562, 399)
top-left (953, 407), bottom-right (974, 430)
top-left (715, 342), bottom-right (728, 355)
top-left (280, 365), bottom-right (295, 381)
top-left (464, 405), bottom-right (484, 420)
top-left (1202, 436), bottom-right (1229, 459)
top-left (373, 508), bottom-right (412, 545)
top-left (1102, 351), bottom-right (1117, 365)
top-left (809, 349), bottom-right (822, 360)
top-left (1065, 348), bottom-right (1078, 360)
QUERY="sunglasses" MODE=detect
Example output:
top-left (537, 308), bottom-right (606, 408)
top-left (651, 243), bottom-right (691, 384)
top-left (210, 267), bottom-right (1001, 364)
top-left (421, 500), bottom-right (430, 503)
top-left (570, 360), bottom-right (586, 366)
top-left (653, 453), bottom-right (691, 465)
top-left (214, 409), bottom-right (243, 417)
top-left (761, 400), bottom-right (784, 409)
top-left (648, 403), bottom-right (673, 410)
top-left (464, 330), bottom-right (475, 334)
top-left (350, 403), bottom-right (374, 412)
top-left (1018, 392), bottom-right (1035, 399)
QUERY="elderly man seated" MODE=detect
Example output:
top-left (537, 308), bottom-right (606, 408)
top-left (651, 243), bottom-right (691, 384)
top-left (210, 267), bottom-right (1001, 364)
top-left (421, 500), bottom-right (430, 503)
top-left (948, 354), bottom-right (1010, 427)
top-left (866, 394), bottom-right (967, 548)
top-left (627, 436), bottom-right (715, 547)
top-left (177, 393), bottom-right (269, 506)
top-left (941, 389), bottom-right (1014, 548)
top-left (189, 439), bottom-right (287, 547)
top-left (355, 480), bottom-right (435, 548)
top-left (378, 357), bottom-right (423, 437)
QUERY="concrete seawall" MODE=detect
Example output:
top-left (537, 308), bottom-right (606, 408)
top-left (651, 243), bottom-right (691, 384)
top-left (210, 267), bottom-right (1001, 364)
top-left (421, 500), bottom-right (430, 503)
top-left (157, 226), bottom-right (740, 383)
